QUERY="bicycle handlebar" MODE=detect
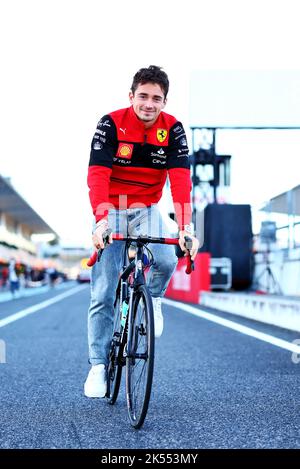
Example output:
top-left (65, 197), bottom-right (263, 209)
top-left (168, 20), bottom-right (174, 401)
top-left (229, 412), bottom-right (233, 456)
top-left (87, 232), bottom-right (195, 274)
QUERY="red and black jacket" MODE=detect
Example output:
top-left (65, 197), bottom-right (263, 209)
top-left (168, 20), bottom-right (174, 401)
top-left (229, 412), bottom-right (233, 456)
top-left (88, 106), bottom-right (191, 229)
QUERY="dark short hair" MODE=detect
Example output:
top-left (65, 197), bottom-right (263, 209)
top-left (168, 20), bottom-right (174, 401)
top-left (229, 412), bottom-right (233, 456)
top-left (131, 65), bottom-right (169, 99)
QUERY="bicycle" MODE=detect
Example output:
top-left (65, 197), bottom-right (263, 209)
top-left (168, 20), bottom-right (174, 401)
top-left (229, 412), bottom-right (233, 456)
top-left (87, 232), bottom-right (194, 429)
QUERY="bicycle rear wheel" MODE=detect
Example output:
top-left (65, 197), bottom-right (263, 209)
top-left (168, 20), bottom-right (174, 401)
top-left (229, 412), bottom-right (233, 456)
top-left (126, 285), bottom-right (154, 429)
top-left (106, 295), bottom-right (125, 404)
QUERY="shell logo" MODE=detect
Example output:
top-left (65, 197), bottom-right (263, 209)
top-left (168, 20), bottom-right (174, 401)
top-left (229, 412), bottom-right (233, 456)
top-left (120, 145), bottom-right (131, 156)
top-left (117, 143), bottom-right (133, 159)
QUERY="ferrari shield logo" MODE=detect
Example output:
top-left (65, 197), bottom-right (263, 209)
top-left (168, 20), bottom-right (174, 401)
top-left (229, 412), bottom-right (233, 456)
top-left (157, 129), bottom-right (168, 143)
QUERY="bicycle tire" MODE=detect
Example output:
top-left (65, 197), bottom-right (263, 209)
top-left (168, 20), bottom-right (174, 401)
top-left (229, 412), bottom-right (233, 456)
top-left (106, 294), bottom-right (125, 404)
top-left (126, 285), bottom-right (154, 429)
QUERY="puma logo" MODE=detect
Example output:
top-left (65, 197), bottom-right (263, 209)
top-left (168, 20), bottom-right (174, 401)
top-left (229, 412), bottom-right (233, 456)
top-left (120, 128), bottom-right (126, 135)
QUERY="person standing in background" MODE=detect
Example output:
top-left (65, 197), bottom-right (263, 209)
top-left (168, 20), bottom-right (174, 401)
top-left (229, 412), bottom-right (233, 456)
top-left (8, 258), bottom-right (20, 298)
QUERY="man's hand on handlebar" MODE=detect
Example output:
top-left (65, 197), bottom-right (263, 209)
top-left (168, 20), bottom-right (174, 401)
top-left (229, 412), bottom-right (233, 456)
top-left (92, 220), bottom-right (113, 250)
top-left (178, 230), bottom-right (199, 261)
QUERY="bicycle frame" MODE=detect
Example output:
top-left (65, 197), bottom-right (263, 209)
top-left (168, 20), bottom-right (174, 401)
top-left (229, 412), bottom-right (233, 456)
top-left (124, 239), bottom-right (149, 359)
top-left (111, 238), bottom-right (155, 360)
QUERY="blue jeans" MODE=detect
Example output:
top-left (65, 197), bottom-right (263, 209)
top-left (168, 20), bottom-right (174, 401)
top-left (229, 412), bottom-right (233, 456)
top-left (88, 205), bottom-right (178, 365)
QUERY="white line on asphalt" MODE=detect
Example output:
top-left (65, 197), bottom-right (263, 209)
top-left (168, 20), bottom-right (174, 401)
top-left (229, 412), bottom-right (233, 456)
top-left (0, 281), bottom-right (73, 303)
top-left (163, 298), bottom-right (300, 354)
top-left (0, 284), bottom-right (88, 329)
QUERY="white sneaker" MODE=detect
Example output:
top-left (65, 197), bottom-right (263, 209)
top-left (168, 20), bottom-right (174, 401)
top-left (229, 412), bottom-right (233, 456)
top-left (152, 297), bottom-right (163, 338)
top-left (84, 364), bottom-right (107, 398)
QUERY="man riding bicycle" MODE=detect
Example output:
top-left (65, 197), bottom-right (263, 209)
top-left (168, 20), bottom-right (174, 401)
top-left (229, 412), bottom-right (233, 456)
top-left (85, 65), bottom-right (199, 398)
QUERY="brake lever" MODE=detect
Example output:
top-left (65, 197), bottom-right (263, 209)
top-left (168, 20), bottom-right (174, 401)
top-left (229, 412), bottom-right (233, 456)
top-left (184, 235), bottom-right (195, 274)
top-left (97, 228), bottom-right (113, 262)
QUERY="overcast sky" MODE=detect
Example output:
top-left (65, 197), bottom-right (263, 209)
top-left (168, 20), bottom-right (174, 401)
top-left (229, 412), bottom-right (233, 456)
top-left (1, 0), bottom-right (300, 247)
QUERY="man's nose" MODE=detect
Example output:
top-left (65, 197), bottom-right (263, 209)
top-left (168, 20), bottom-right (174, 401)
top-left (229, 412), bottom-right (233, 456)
top-left (144, 99), bottom-right (154, 108)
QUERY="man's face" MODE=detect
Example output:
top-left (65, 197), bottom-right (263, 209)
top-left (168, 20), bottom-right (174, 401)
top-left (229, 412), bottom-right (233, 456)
top-left (129, 82), bottom-right (166, 127)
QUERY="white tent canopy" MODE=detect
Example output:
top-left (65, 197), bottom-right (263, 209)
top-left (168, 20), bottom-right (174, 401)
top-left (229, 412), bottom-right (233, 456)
top-left (190, 70), bottom-right (300, 129)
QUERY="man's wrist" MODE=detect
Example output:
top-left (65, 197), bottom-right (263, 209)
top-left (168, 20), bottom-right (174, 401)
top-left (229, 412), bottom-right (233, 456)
top-left (95, 218), bottom-right (108, 229)
top-left (179, 224), bottom-right (194, 236)
top-left (93, 219), bottom-right (108, 234)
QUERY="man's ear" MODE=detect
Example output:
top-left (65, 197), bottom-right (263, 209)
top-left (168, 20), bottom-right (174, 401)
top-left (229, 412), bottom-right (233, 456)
top-left (162, 97), bottom-right (167, 109)
top-left (129, 91), bottom-right (134, 104)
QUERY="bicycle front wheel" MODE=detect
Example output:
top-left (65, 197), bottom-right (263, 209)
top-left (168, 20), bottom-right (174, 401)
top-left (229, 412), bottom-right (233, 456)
top-left (126, 285), bottom-right (154, 429)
